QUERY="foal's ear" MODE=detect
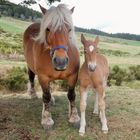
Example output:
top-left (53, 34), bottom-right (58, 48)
top-left (70, 7), bottom-right (75, 14)
top-left (94, 36), bottom-right (99, 46)
top-left (39, 4), bottom-right (47, 15)
top-left (81, 34), bottom-right (86, 45)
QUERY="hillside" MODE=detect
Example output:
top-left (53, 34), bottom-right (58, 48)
top-left (75, 27), bottom-right (140, 41)
top-left (1, 17), bottom-right (140, 68)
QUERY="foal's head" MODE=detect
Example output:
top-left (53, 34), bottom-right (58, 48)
top-left (37, 4), bottom-right (75, 71)
top-left (81, 34), bottom-right (99, 72)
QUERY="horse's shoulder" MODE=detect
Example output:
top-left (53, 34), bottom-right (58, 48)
top-left (80, 63), bottom-right (88, 76)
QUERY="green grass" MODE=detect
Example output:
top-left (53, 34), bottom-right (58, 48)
top-left (0, 87), bottom-right (140, 140)
top-left (0, 17), bottom-right (31, 33)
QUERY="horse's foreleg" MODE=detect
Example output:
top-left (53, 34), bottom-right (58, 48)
top-left (39, 78), bottom-right (54, 130)
top-left (67, 75), bottom-right (80, 125)
top-left (79, 87), bottom-right (88, 136)
top-left (96, 87), bottom-right (108, 133)
top-left (93, 92), bottom-right (99, 115)
top-left (28, 68), bottom-right (37, 98)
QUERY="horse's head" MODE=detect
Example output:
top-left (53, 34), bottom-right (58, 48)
top-left (38, 4), bottom-right (75, 71)
top-left (81, 34), bottom-right (99, 72)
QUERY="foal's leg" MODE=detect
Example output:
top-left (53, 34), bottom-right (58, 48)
top-left (93, 92), bottom-right (99, 115)
top-left (39, 78), bottom-right (54, 130)
top-left (96, 86), bottom-right (108, 133)
top-left (79, 87), bottom-right (88, 136)
top-left (27, 68), bottom-right (37, 98)
top-left (67, 75), bottom-right (80, 124)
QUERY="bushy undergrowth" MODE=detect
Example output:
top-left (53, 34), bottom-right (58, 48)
top-left (0, 65), bottom-right (140, 91)
top-left (0, 28), bottom-right (23, 54)
top-left (108, 65), bottom-right (140, 86)
top-left (99, 49), bottom-right (130, 57)
top-left (0, 67), bottom-right (28, 91)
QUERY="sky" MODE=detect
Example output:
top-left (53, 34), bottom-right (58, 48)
top-left (9, 0), bottom-right (140, 35)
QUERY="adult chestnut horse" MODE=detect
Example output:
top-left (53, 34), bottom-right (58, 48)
top-left (23, 4), bottom-right (80, 130)
top-left (79, 34), bottom-right (109, 136)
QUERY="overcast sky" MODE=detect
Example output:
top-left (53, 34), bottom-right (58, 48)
top-left (10, 0), bottom-right (140, 35)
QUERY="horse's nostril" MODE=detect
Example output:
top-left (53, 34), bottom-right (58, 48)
top-left (53, 57), bottom-right (69, 66)
top-left (65, 57), bottom-right (69, 64)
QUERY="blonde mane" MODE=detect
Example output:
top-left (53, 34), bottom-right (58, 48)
top-left (36, 4), bottom-right (77, 47)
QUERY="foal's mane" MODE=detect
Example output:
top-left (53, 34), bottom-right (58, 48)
top-left (35, 4), bottom-right (76, 47)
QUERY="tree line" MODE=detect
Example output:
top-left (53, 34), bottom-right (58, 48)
top-left (0, 1), bottom-right (42, 21)
top-left (75, 27), bottom-right (140, 41)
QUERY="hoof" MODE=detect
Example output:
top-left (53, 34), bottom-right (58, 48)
top-left (30, 93), bottom-right (38, 99)
top-left (103, 130), bottom-right (108, 134)
top-left (79, 127), bottom-right (85, 136)
top-left (50, 96), bottom-right (55, 105)
top-left (28, 88), bottom-right (38, 99)
top-left (69, 120), bottom-right (80, 129)
top-left (41, 118), bottom-right (54, 131)
top-left (79, 132), bottom-right (85, 136)
top-left (69, 115), bottom-right (80, 124)
top-left (102, 125), bottom-right (108, 134)
top-left (93, 112), bottom-right (99, 116)
top-left (42, 124), bottom-right (53, 131)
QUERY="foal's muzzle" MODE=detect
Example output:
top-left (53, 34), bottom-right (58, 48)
top-left (88, 63), bottom-right (97, 72)
top-left (53, 56), bottom-right (69, 71)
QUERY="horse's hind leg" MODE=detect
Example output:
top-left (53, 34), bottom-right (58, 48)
top-left (28, 68), bottom-right (37, 98)
top-left (67, 75), bottom-right (80, 125)
top-left (96, 87), bottom-right (108, 133)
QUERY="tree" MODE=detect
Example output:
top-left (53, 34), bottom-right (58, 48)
top-left (0, 0), bottom-right (61, 6)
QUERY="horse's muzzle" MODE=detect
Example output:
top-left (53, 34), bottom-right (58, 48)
top-left (88, 63), bottom-right (96, 72)
top-left (52, 56), bottom-right (69, 71)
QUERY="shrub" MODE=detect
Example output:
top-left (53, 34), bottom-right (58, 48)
top-left (99, 49), bottom-right (130, 57)
top-left (5, 67), bottom-right (28, 91)
top-left (108, 65), bottom-right (126, 86)
top-left (126, 65), bottom-right (140, 81)
top-left (52, 80), bottom-right (68, 91)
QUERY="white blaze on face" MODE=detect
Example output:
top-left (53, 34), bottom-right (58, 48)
top-left (89, 45), bottom-right (94, 52)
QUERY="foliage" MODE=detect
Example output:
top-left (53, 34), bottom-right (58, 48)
top-left (0, 28), bottom-right (23, 54)
top-left (108, 65), bottom-right (126, 86)
top-left (0, 67), bottom-right (28, 91)
top-left (52, 80), bottom-right (68, 91)
top-left (99, 48), bottom-right (130, 57)
top-left (0, 1), bottom-right (41, 21)
top-left (125, 65), bottom-right (140, 81)
top-left (108, 65), bottom-right (140, 86)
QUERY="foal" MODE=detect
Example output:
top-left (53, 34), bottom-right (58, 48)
top-left (79, 34), bottom-right (109, 136)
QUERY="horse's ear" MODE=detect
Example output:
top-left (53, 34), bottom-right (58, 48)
top-left (94, 36), bottom-right (99, 46)
top-left (70, 7), bottom-right (75, 14)
top-left (39, 4), bottom-right (47, 15)
top-left (81, 34), bottom-right (86, 45)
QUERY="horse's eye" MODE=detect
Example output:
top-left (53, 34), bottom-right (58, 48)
top-left (68, 29), bottom-right (71, 32)
top-left (84, 49), bottom-right (87, 54)
top-left (46, 28), bottom-right (50, 32)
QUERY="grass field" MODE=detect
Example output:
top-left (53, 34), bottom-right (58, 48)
top-left (0, 17), bottom-right (140, 140)
top-left (0, 17), bottom-right (31, 33)
top-left (0, 88), bottom-right (140, 140)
